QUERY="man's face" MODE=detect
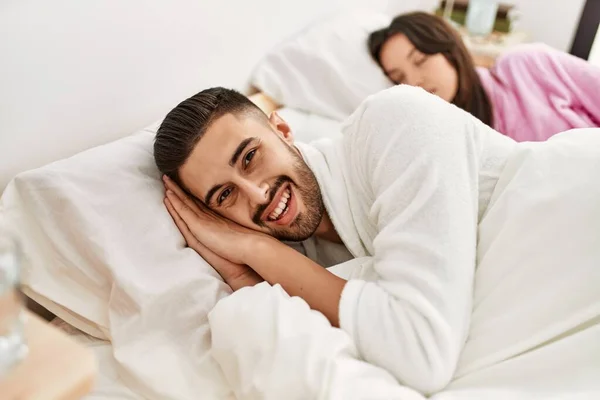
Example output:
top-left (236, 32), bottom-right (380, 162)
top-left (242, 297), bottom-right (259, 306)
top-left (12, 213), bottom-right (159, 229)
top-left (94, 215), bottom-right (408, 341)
top-left (179, 111), bottom-right (325, 242)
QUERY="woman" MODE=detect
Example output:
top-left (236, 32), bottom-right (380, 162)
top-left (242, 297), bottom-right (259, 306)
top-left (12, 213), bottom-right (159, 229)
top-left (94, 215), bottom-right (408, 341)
top-left (368, 12), bottom-right (600, 141)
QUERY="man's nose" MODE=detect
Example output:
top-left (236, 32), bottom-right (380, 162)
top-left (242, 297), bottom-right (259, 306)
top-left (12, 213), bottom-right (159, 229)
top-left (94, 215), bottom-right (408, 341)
top-left (240, 178), bottom-right (270, 205)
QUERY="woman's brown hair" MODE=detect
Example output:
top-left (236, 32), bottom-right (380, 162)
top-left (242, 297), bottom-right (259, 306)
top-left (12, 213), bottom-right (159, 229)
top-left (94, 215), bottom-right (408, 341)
top-left (368, 12), bottom-right (494, 127)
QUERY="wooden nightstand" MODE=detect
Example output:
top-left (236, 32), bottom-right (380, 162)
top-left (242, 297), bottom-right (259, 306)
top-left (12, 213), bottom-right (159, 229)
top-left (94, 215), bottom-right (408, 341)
top-left (248, 91), bottom-right (281, 115)
top-left (0, 311), bottom-right (96, 400)
top-left (461, 29), bottom-right (529, 67)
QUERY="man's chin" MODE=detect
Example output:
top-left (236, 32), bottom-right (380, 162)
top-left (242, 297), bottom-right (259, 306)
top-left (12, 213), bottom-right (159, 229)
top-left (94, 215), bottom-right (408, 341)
top-left (270, 226), bottom-right (315, 243)
top-left (274, 234), bottom-right (312, 243)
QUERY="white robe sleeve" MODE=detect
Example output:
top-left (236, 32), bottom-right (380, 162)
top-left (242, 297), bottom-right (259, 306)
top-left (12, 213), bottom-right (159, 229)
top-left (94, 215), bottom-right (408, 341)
top-left (338, 86), bottom-right (486, 394)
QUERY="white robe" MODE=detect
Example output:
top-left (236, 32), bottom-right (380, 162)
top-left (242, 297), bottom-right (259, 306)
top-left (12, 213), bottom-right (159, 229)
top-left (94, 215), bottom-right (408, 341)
top-left (208, 86), bottom-right (600, 399)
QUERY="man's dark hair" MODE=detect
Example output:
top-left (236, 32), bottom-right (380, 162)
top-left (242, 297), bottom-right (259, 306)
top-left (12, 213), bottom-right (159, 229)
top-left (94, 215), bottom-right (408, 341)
top-left (153, 87), bottom-right (265, 187)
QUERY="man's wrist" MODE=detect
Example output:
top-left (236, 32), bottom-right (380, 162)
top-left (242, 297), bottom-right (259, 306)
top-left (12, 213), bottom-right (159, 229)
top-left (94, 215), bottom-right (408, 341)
top-left (228, 268), bottom-right (263, 291)
top-left (242, 234), bottom-right (280, 266)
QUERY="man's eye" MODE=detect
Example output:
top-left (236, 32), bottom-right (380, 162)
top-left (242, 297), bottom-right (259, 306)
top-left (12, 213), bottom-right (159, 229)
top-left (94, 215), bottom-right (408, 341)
top-left (244, 149), bottom-right (256, 167)
top-left (415, 54), bottom-right (427, 66)
top-left (218, 188), bottom-right (232, 204)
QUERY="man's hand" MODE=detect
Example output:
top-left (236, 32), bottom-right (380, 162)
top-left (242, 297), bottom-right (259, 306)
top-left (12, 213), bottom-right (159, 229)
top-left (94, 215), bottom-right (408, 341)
top-left (163, 176), bottom-right (263, 290)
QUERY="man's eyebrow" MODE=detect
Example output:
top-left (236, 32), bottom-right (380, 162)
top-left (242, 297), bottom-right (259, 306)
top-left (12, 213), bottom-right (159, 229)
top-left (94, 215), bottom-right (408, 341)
top-left (229, 137), bottom-right (256, 167)
top-left (204, 184), bottom-right (222, 206)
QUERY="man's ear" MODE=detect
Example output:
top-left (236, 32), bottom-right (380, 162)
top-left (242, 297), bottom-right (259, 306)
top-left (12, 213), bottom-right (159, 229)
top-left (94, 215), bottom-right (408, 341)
top-left (268, 111), bottom-right (294, 144)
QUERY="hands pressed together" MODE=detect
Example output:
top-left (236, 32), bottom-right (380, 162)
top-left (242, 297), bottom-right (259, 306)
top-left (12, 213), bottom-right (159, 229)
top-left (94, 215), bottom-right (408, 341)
top-left (162, 175), bottom-right (345, 326)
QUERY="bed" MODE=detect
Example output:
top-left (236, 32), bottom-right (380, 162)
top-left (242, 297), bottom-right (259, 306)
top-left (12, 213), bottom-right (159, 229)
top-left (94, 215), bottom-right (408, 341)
top-left (1, 2), bottom-right (600, 399)
top-left (0, 2), bottom-right (392, 398)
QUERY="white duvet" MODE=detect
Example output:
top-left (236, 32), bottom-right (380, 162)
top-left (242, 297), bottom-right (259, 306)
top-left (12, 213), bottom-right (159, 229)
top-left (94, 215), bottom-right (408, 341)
top-left (4, 97), bottom-right (599, 399)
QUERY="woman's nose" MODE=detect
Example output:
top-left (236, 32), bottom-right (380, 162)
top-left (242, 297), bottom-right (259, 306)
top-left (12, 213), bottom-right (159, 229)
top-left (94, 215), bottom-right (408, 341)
top-left (405, 69), bottom-right (424, 88)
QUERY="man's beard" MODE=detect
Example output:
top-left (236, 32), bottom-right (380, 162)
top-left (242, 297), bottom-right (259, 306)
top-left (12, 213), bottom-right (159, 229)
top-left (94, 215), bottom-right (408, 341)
top-left (252, 146), bottom-right (324, 242)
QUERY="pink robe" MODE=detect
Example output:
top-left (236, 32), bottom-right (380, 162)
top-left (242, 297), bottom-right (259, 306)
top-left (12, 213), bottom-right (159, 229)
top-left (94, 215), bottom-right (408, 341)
top-left (477, 43), bottom-right (600, 141)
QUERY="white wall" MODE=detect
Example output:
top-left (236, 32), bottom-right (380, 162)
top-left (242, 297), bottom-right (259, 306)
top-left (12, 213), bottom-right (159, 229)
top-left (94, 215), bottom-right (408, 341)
top-left (386, 0), bottom-right (435, 14)
top-left (0, 0), bottom-right (387, 191)
top-left (1, 0), bottom-right (585, 190)
top-left (386, 0), bottom-right (586, 52)
top-left (508, 0), bottom-right (585, 52)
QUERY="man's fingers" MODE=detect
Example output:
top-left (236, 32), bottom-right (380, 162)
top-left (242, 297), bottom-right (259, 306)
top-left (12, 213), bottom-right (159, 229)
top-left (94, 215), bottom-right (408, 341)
top-left (165, 190), bottom-right (201, 226)
top-left (163, 175), bottom-right (203, 215)
top-left (166, 198), bottom-right (225, 262)
top-left (162, 176), bottom-right (222, 222)
top-left (193, 196), bottom-right (222, 219)
top-left (164, 197), bottom-right (203, 249)
top-left (166, 198), bottom-right (240, 279)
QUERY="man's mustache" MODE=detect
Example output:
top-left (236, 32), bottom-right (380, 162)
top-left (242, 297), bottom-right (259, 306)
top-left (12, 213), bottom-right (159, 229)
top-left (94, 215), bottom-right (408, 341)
top-left (253, 176), bottom-right (290, 226)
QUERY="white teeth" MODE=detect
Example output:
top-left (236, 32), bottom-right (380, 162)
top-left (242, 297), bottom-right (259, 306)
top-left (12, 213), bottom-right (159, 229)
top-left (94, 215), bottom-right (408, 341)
top-left (268, 187), bottom-right (292, 221)
top-left (270, 207), bottom-right (283, 220)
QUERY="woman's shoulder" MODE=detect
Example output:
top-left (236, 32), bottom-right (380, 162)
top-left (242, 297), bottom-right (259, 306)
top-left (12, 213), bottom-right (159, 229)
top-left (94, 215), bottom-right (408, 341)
top-left (492, 43), bottom-right (564, 75)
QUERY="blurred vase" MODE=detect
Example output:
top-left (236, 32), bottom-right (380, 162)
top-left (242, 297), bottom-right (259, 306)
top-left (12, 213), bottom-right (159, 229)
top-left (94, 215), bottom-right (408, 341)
top-left (466, 0), bottom-right (499, 36)
top-left (0, 228), bottom-right (28, 378)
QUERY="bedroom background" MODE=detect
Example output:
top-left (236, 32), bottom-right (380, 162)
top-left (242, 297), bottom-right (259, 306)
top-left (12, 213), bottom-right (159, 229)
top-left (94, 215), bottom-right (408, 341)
top-left (0, 0), bottom-right (592, 192)
top-left (1, 0), bottom-right (599, 398)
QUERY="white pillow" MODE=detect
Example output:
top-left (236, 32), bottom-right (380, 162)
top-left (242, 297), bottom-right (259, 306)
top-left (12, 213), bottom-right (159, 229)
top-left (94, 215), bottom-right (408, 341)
top-left (0, 122), bottom-right (232, 339)
top-left (252, 9), bottom-right (392, 121)
top-left (0, 123), bottom-right (236, 397)
top-left (0, 105), bottom-right (341, 338)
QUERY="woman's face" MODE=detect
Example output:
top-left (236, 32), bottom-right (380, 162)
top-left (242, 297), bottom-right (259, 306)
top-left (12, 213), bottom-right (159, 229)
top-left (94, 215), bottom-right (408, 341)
top-left (378, 33), bottom-right (458, 103)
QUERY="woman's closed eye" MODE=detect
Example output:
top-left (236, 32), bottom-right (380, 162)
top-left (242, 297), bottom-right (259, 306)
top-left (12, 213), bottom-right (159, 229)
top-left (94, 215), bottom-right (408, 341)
top-left (414, 53), bottom-right (428, 66)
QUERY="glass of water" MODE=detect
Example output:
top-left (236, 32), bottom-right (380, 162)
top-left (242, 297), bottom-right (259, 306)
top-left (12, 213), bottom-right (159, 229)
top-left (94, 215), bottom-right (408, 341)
top-left (465, 0), bottom-right (500, 37)
top-left (0, 230), bottom-right (28, 378)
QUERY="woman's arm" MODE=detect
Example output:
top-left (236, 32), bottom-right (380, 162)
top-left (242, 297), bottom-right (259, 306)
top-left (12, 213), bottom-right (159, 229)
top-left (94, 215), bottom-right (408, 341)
top-left (495, 44), bottom-right (600, 130)
top-left (549, 47), bottom-right (600, 125)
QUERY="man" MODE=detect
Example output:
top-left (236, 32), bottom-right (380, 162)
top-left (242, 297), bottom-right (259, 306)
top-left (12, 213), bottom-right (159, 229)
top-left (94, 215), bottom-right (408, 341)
top-left (154, 85), bottom-right (600, 396)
